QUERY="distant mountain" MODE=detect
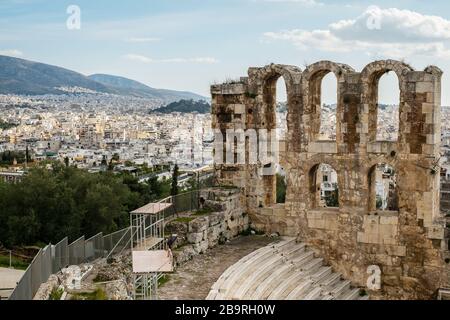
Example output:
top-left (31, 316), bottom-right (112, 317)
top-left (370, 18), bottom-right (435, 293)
top-left (150, 99), bottom-right (211, 114)
top-left (0, 55), bottom-right (206, 103)
top-left (88, 74), bottom-right (205, 103)
top-left (0, 55), bottom-right (112, 95)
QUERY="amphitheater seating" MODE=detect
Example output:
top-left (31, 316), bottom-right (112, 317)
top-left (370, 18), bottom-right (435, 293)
top-left (206, 238), bottom-right (368, 300)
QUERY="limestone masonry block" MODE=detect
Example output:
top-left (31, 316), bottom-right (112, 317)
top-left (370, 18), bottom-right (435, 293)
top-left (187, 232), bottom-right (204, 244)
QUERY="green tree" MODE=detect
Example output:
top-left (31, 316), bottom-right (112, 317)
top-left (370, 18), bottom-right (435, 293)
top-left (276, 174), bottom-right (286, 204)
top-left (108, 159), bottom-right (114, 171)
top-left (171, 164), bottom-right (179, 196)
top-left (25, 145), bottom-right (31, 164)
top-left (148, 176), bottom-right (162, 200)
top-left (326, 188), bottom-right (339, 208)
top-left (0, 163), bottom-right (142, 247)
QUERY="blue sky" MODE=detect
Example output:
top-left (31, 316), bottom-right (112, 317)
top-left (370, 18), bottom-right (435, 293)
top-left (1, 0), bottom-right (450, 104)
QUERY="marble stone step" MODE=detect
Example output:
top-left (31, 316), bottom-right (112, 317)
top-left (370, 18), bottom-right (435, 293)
top-left (206, 240), bottom-right (367, 301)
top-left (338, 288), bottom-right (362, 300)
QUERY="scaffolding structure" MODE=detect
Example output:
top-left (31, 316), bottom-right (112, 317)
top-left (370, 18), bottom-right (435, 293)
top-left (132, 272), bottom-right (159, 300)
top-left (130, 202), bottom-right (173, 300)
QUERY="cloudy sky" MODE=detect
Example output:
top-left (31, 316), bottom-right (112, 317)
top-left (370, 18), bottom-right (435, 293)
top-left (1, 0), bottom-right (450, 104)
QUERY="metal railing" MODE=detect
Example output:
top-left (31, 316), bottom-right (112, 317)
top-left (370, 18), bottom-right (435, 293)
top-left (105, 228), bottom-right (132, 261)
top-left (158, 191), bottom-right (200, 220)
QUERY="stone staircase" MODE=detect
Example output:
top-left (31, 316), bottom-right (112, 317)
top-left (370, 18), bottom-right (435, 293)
top-left (206, 238), bottom-right (368, 300)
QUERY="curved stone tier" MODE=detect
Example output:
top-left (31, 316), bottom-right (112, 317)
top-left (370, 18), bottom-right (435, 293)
top-left (206, 238), bottom-right (368, 300)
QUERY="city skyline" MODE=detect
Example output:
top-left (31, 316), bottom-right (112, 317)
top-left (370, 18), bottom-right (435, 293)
top-left (2, 1), bottom-right (450, 104)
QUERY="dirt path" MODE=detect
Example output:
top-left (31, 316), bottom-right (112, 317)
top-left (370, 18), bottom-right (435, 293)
top-left (158, 235), bottom-right (274, 300)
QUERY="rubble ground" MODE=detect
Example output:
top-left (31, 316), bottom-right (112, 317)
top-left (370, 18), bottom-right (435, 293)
top-left (158, 235), bottom-right (273, 300)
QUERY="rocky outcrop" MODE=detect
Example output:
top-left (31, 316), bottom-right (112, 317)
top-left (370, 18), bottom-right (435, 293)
top-left (168, 188), bottom-right (250, 266)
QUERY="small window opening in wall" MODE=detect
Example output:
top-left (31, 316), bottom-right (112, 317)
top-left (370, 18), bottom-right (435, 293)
top-left (276, 77), bottom-right (288, 141)
top-left (276, 165), bottom-right (286, 204)
top-left (310, 164), bottom-right (339, 208)
top-left (318, 73), bottom-right (338, 141)
top-left (369, 163), bottom-right (398, 211)
top-left (376, 72), bottom-right (400, 141)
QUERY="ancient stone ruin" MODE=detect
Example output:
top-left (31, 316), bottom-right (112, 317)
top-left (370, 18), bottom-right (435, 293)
top-left (211, 60), bottom-right (449, 299)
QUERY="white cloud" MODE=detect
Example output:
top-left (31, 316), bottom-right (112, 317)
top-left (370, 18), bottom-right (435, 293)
top-left (0, 49), bottom-right (23, 57)
top-left (263, 5), bottom-right (450, 59)
top-left (124, 54), bottom-right (219, 64)
top-left (331, 5), bottom-right (450, 43)
top-left (126, 37), bottom-right (161, 43)
top-left (124, 54), bottom-right (153, 63)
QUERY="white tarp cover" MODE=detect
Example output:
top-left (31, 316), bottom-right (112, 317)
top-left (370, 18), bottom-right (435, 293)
top-left (132, 251), bottom-right (173, 273)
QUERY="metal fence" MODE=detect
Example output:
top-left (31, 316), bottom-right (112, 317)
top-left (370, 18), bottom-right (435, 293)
top-left (105, 228), bottom-right (132, 261)
top-left (7, 189), bottom-right (210, 300)
top-left (8, 227), bottom-right (131, 300)
top-left (159, 191), bottom-right (200, 219)
top-left (85, 233), bottom-right (104, 262)
top-left (68, 236), bottom-right (85, 266)
top-left (52, 237), bottom-right (69, 273)
top-left (9, 244), bottom-right (53, 301)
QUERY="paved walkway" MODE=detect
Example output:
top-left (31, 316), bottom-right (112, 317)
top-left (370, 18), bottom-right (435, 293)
top-left (0, 267), bottom-right (24, 300)
top-left (158, 235), bottom-right (274, 300)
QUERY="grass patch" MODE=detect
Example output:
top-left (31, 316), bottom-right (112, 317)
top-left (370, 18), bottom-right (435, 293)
top-left (158, 275), bottom-right (171, 287)
top-left (49, 287), bottom-right (64, 300)
top-left (192, 208), bottom-right (214, 216)
top-left (0, 254), bottom-right (29, 270)
top-left (174, 217), bottom-right (195, 223)
top-left (71, 288), bottom-right (107, 300)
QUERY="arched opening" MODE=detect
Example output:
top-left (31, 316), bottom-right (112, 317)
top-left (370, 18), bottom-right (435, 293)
top-left (376, 72), bottom-right (400, 141)
top-left (276, 77), bottom-right (287, 203)
top-left (368, 163), bottom-right (398, 212)
top-left (276, 77), bottom-right (288, 141)
top-left (262, 74), bottom-right (288, 205)
top-left (318, 72), bottom-right (338, 141)
top-left (309, 164), bottom-right (339, 209)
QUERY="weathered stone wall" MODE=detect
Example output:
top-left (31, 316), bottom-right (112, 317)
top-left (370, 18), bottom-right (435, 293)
top-left (211, 60), bottom-right (449, 299)
top-left (167, 188), bottom-right (249, 265)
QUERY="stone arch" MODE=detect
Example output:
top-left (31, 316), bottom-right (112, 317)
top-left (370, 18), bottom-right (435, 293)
top-left (247, 64), bottom-right (302, 207)
top-left (302, 61), bottom-right (355, 143)
top-left (360, 60), bottom-right (414, 143)
top-left (248, 64), bottom-right (302, 129)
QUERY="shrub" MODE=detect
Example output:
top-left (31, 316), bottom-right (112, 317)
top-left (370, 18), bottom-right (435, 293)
top-left (49, 287), bottom-right (64, 300)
